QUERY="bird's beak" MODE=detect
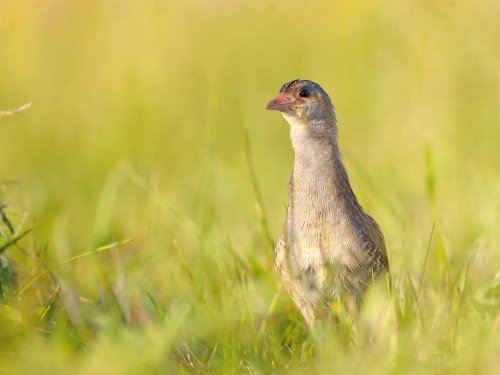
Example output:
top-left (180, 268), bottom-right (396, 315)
top-left (265, 93), bottom-right (295, 112)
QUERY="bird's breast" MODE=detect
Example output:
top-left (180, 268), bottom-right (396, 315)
top-left (286, 174), bottom-right (371, 281)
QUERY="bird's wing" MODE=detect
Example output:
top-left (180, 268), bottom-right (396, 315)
top-left (364, 214), bottom-right (389, 273)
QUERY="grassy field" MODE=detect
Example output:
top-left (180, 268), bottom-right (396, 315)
top-left (1, 0), bottom-right (499, 373)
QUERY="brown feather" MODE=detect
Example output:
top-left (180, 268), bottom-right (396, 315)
top-left (268, 79), bottom-right (389, 328)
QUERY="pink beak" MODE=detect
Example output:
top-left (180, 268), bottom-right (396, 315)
top-left (265, 92), bottom-right (295, 112)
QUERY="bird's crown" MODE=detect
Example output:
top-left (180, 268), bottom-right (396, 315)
top-left (279, 79), bottom-right (301, 93)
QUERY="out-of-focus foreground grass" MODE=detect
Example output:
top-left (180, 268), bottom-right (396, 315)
top-left (0, 0), bottom-right (499, 373)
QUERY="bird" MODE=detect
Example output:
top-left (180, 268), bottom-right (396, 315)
top-left (265, 79), bottom-right (389, 329)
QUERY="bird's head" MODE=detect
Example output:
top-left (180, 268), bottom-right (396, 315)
top-left (265, 79), bottom-right (335, 124)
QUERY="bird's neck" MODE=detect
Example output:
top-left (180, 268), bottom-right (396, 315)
top-left (288, 117), bottom-right (341, 176)
top-left (291, 135), bottom-right (343, 189)
top-left (288, 118), bottom-right (359, 208)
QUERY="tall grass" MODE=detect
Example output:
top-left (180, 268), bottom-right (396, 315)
top-left (1, 0), bottom-right (499, 373)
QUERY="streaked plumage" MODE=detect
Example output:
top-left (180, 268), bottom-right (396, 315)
top-left (266, 79), bottom-right (389, 328)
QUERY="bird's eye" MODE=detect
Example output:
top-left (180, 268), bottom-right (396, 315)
top-left (299, 89), bottom-right (310, 98)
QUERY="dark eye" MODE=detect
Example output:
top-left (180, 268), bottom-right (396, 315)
top-left (299, 89), bottom-right (310, 98)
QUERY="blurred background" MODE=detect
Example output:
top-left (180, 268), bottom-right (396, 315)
top-left (0, 0), bottom-right (498, 373)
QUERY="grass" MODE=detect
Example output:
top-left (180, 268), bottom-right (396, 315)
top-left (1, 0), bottom-right (499, 373)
